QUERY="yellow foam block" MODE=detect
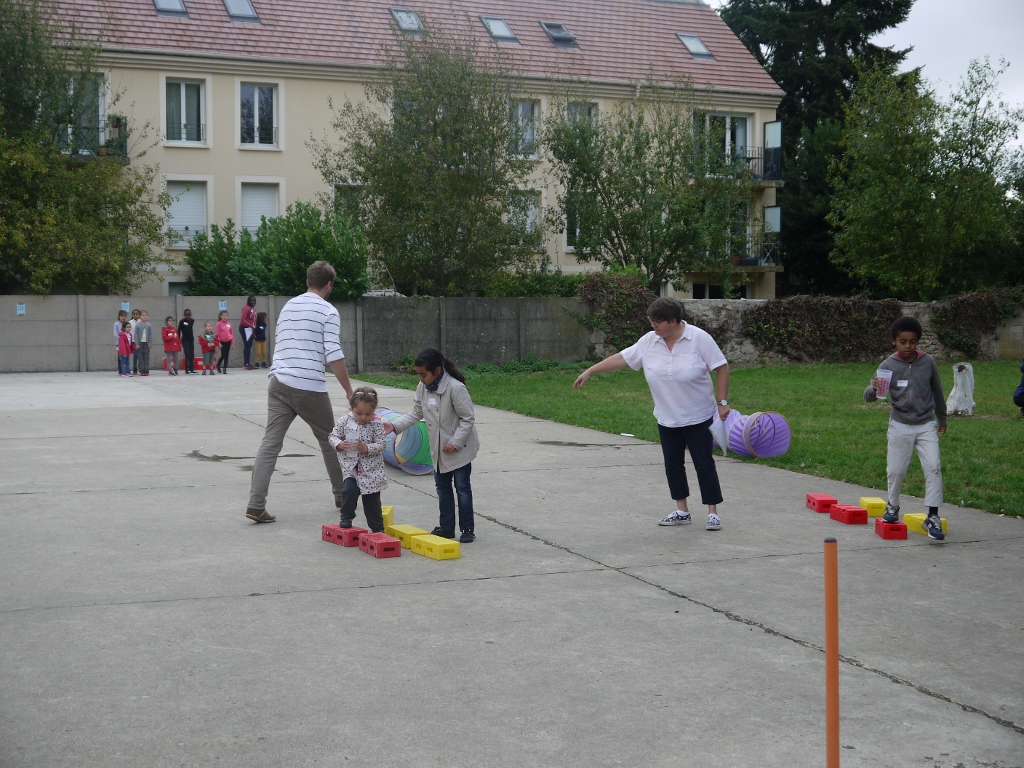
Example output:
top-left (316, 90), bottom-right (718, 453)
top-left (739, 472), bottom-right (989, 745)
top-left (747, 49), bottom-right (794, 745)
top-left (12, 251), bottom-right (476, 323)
top-left (411, 534), bottom-right (460, 560)
top-left (381, 506), bottom-right (394, 529)
top-left (859, 497), bottom-right (887, 517)
top-left (388, 524), bottom-right (429, 549)
top-left (904, 513), bottom-right (948, 536)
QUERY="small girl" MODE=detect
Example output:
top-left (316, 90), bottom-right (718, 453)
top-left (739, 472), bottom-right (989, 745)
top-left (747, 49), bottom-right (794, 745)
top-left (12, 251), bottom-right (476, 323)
top-left (329, 387), bottom-right (388, 533)
top-left (254, 311), bottom-right (269, 369)
top-left (386, 348), bottom-right (480, 543)
top-left (215, 310), bottom-right (233, 374)
top-left (117, 321), bottom-right (135, 377)
top-left (161, 316), bottom-right (181, 376)
top-left (198, 322), bottom-right (217, 375)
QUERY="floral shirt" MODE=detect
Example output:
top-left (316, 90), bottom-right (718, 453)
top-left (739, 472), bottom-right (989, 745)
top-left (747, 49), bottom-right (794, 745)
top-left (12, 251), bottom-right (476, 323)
top-left (328, 413), bottom-right (388, 494)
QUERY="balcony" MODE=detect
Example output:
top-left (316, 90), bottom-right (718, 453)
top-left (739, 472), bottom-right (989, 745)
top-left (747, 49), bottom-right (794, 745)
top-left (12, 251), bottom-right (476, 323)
top-left (735, 146), bottom-right (782, 184)
top-left (736, 234), bottom-right (782, 269)
top-left (167, 224), bottom-right (206, 245)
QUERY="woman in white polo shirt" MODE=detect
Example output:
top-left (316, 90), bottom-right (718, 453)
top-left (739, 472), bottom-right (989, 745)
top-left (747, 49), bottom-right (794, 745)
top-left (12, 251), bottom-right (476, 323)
top-left (573, 297), bottom-right (730, 531)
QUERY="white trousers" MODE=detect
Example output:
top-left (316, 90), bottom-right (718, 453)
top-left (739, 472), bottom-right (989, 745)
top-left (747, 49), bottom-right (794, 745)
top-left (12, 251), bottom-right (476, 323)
top-left (886, 420), bottom-right (943, 508)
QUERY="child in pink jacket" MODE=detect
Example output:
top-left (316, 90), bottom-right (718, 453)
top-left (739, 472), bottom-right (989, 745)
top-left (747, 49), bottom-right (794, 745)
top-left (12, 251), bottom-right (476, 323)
top-left (215, 310), bottom-right (234, 374)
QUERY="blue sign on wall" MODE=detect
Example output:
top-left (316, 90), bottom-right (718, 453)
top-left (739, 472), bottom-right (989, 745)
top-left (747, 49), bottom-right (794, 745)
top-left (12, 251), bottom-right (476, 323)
top-left (219, 301), bottom-right (227, 312)
top-left (121, 301), bottom-right (131, 312)
top-left (16, 304), bottom-right (26, 316)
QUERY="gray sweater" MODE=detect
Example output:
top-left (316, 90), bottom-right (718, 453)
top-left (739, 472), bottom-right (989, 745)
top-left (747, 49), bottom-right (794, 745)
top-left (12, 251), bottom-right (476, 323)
top-left (864, 351), bottom-right (947, 427)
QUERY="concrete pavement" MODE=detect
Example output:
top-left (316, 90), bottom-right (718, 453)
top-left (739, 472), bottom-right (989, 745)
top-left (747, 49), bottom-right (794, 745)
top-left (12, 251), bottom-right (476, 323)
top-left (1, 372), bottom-right (1022, 768)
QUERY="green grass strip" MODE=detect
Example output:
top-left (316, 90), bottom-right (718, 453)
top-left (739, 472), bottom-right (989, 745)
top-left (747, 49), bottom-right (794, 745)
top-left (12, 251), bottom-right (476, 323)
top-left (360, 360), bottom-right (1024, 516)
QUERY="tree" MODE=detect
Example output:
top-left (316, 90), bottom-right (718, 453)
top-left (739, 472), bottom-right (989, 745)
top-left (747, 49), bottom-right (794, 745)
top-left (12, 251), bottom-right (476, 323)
top-left (310, 21), bottom-right (537, 296)
top-left (185, 203), bottom-right (370, 298)
top-left (0, 0), bottom-right (169, 294)
top-left (828, 60), bottom-right (1024, 299)
top-left (542, 83), bottom-right (756, 294)
top-left (719, 0), bottom-right (913, 294)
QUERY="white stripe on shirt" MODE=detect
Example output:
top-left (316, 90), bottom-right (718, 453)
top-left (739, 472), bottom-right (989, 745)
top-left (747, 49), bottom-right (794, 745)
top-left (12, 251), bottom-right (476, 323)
top-left (269, 293), bottom-right (344, 393)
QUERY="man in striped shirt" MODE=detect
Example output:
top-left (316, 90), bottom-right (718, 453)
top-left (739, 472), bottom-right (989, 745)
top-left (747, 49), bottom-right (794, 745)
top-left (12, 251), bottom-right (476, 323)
top-left (246, 261), bottom-right (355, 523)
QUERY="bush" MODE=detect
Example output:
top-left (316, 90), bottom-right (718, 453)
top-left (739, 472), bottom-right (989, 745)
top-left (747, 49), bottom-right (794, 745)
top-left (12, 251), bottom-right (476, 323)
top-left (481, 261), bottom-right (585, 298)
top-left (575, 270), bottom-right (662, 352)
top-left (185, 202), bottom-right (369, 297)
top-left (742, 295), bottom-right (903, 362)
top-left (931, 288), bottom-right (1024, 357)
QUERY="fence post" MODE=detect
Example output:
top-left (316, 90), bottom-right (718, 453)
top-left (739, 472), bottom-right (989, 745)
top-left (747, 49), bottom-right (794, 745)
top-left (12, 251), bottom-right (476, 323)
top-left (78, 295), bottom-right (88, 372)
top-left (355, 297), bottom-right (364, 374)
top-left (518, 297), bottom-right (526, 361)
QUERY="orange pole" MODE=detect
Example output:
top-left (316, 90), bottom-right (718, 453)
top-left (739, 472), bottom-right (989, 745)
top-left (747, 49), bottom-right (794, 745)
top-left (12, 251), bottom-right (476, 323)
top-left (824, 537), bottom-right (840, 768)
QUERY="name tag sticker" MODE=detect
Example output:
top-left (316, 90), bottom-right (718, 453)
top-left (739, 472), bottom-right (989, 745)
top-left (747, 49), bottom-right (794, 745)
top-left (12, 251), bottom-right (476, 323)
top-left (428, 397), bottom-right (437, 406)
top-left (897, 379), bottom-right (909, 388)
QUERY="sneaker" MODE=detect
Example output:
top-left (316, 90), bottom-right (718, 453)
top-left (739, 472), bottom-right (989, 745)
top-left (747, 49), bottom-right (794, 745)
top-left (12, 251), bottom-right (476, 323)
top-left (706, 513), bottom-right (722, 531)
top-left (658, 511), bottom-right (692, 526)
top-left (202, 371), bottom-right (207, 376)
top-left (431, 526), bottom-right (455, 539)
top-left (459, 530), bottom-right (476, 543)
top-left (922, 515), bottom-right (945, 541)
top-left (339, 517), bottom-right (353, 529)
top-left (882, 504), bottom-right (900, 524)
top-left (245, 508), bottom-right (276, 523)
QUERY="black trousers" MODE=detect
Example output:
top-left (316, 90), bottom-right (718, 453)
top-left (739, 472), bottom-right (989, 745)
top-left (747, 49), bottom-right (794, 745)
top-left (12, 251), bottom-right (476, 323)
top-left (218, 341), bottom-right (232, 372)
top-left (339, 477), bottom-right (384, 532)
top-left (182, 338), bottom-right (195, 372)
top-left (657, 419), bottom-right (723, 506)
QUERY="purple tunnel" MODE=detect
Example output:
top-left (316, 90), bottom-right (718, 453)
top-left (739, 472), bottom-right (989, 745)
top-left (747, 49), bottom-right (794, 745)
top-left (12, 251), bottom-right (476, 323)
top-left (711, 409), bottom-right (792, 458)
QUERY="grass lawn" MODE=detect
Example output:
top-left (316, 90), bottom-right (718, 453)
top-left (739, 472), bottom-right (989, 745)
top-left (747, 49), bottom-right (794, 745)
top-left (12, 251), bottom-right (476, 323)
top-left (359, 360), bottom-right (1024, 516)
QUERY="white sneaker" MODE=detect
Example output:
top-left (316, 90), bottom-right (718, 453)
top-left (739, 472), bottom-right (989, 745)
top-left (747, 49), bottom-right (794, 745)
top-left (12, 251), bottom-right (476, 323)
top-left (658, 511), bottom-right (692, 526)
top-left (706, 513), bottom-right (722, 531)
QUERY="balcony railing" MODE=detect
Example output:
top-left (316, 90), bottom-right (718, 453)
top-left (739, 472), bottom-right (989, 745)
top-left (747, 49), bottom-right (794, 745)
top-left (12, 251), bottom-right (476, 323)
top-left (166, 123), bottom-right (205, 142)
top-left (735, 146), bottom-right (782, 181)
top-left (167, 224), bottom-right (206, 244)
top-left (736, 235), bottom-right (782, 267)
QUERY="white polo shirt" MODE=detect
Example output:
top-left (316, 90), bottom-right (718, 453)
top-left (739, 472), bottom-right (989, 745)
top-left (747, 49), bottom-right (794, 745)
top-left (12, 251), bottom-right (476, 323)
top-left (620, 326), bottom-right (727, 428)
top-left (269, 292), bottom-right (344, 393)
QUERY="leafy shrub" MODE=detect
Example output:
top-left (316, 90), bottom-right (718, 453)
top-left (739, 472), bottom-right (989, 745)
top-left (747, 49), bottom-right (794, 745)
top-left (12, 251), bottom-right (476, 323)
top-left (481, 261), bottom-right (585, 298)
top-left (742, 295), bottom-right (903, 362)
top-left (931, 288), bottom-right (1024, 357)
top-left (575, 270), bottom-right (662, 351)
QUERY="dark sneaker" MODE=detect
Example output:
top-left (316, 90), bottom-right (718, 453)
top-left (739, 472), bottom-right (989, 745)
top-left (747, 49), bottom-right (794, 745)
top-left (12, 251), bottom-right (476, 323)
top-left (459, 531), bottom-right (475, 543)
top-left (658, 511), bottom-right (691, 526)
top-left (246, 508), bottom-right (276, 523)
top-left (339, 518), bottom-right (353, 529)
top-left (923, 515), bottom-right (945, 541)
top-left (431, 526), bottom-right (455, 539)
top-left (882, 504), bottom-right (900, 524)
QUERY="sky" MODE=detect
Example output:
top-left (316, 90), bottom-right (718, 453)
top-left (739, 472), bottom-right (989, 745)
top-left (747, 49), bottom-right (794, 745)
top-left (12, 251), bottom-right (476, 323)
top-left (706, 0), bottom-right (1024, 109)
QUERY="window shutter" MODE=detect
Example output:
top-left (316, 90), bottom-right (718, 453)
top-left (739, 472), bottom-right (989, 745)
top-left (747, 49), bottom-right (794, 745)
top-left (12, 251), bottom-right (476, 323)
top-left (166, 181), bottom-right (206, 241)
top-left (241, 183), bottom-right (279, 231)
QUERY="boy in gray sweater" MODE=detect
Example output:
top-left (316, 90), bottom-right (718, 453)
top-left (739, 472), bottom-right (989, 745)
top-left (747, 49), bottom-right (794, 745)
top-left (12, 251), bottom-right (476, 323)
top-left (865, 316), bottom-right (947, 540)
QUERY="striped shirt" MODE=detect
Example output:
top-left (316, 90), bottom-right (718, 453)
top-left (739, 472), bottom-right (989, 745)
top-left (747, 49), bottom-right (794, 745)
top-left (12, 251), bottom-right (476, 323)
top-left (269, 292), bottom-right (344, 393)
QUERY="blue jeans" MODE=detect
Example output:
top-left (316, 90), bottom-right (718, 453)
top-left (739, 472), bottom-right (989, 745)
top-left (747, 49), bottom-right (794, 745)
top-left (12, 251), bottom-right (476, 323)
top-left (118, 354), bottom-right (131, 375)
top-left (433, 463), bottom-right (474, 534)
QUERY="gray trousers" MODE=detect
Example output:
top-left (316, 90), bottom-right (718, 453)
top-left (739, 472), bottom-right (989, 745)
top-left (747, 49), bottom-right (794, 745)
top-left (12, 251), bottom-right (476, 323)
top-left (887, 420), bottom-right (943, 508)
top-left (137, 343), bottom-right (151, 374)
top-left (248, 377), bottom-right (347, 511)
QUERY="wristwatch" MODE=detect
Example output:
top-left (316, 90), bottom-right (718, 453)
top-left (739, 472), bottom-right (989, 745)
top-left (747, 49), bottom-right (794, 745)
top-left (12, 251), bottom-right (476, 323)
top-left (717, 399), bottom-right (729, 406)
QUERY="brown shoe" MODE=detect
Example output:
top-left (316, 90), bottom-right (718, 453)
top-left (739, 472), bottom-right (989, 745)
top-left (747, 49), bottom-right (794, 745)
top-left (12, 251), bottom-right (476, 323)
top-left (246, 508), bottom-right (276, 523)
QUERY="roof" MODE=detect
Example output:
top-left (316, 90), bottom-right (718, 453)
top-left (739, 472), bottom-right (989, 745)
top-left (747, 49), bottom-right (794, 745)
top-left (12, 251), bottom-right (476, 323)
top-left (65, 0), bottom-right (783, 96)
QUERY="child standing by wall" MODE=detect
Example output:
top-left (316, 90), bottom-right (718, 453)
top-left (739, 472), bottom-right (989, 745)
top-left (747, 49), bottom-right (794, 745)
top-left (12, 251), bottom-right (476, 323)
top-left (178, 309), bottom-right (197, 375)
top-left (135, 311), bottom-right (153, 376)
top-left (199, 322), bottom-right (217, 375)
top-left (254, 312), bottom-right (269, 369)
top-left (386, 348), bottom-right (480, 543)
top-left (117, 321), bottom-right (135, 377)
top-left (162, 316), bottom-right (182, 376)
top-left (241, 296), bottom-right (257, 370)
top-left (215, 310), bottom-right (233, 374)
top-left (113, 309), bottom-right (127, 373)
top-left (865, 316), bottom-right (947, 540)
top-left (130, 309), bottom-right (141, 375)
top-left (329, 387), bottom-right (388, 533)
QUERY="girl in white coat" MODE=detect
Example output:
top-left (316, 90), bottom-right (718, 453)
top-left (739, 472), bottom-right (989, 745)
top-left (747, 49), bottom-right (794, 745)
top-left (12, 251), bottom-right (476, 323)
top-left (386, 348), bottom-right (479, 543)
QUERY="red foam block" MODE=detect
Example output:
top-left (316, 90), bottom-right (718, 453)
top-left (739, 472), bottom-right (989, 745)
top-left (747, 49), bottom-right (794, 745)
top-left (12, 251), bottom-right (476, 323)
top-left (339, 526), bottom-right (368, 547)
top-left (830, 504), bottom-right (868, 525)
top-left (358, 532), bottom-right (401, 559)
top-left (875, 518), bottom-right (908, 540)
top-left (806, 493), bottom-right (837, 513)
top-left (322, 524), bottom-right (345, 545)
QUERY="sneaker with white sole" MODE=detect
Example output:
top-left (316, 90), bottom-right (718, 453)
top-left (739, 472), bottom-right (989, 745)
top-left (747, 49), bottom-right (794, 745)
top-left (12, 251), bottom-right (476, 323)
top-left (922, 514), bottom-right (945, 541)
top-left (658, 511), bottom-right (692, 526)
top-left (706, 513), bottom-right (722, 531)
top-left (882, 504), bottom-right (900, 524)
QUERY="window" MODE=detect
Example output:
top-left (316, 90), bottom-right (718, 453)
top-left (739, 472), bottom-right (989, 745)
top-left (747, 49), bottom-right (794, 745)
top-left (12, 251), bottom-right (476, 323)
top-left (240, 183), bottom-right (279, 232)
top-left (390, 8), bottom-right (424, 33)
top-left (166, 80), bottom-right (204, 142)
top-left (567, 102), bottom-right (597, 124)
top-left (677, 33), bottom-right (714, 60)
top-left (223, 0), bottom-right (258, 21)
top-left (510, 99), bottom-right (538, 157)
top-left (481, 16), bottom-right (517, 43)
top-left (696, 112), bottom-right (750, 166)
top-left (565, 206), bottom-right (578, 249)
top-left (240, 83), bottom-right (277, 146)
top-left (166, 181), bottom-right (207, 244)
top-left (153, 0), bottom-right (187, 15)
top-left (539, 20), bottom-right (577, 47)
top-left (510, 190), bottom-right (542, 249)
top-left (58, 73), bottom-right (103, 155)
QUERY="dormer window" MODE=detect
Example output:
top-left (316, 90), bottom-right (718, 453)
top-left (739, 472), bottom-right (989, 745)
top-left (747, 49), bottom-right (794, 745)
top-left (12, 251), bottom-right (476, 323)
top-left (481, 16), bottom-right (518, 43)
top-left (390, 8), bottom-right (425, 33)
top-left (222, 0), bottom-right (258, 22)
top-left (539, 20), bottom-right (577, 47)
top-left (153, 0), bottom-right (187, 16)
top-left (677, 33), bottom-right (714, 60)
